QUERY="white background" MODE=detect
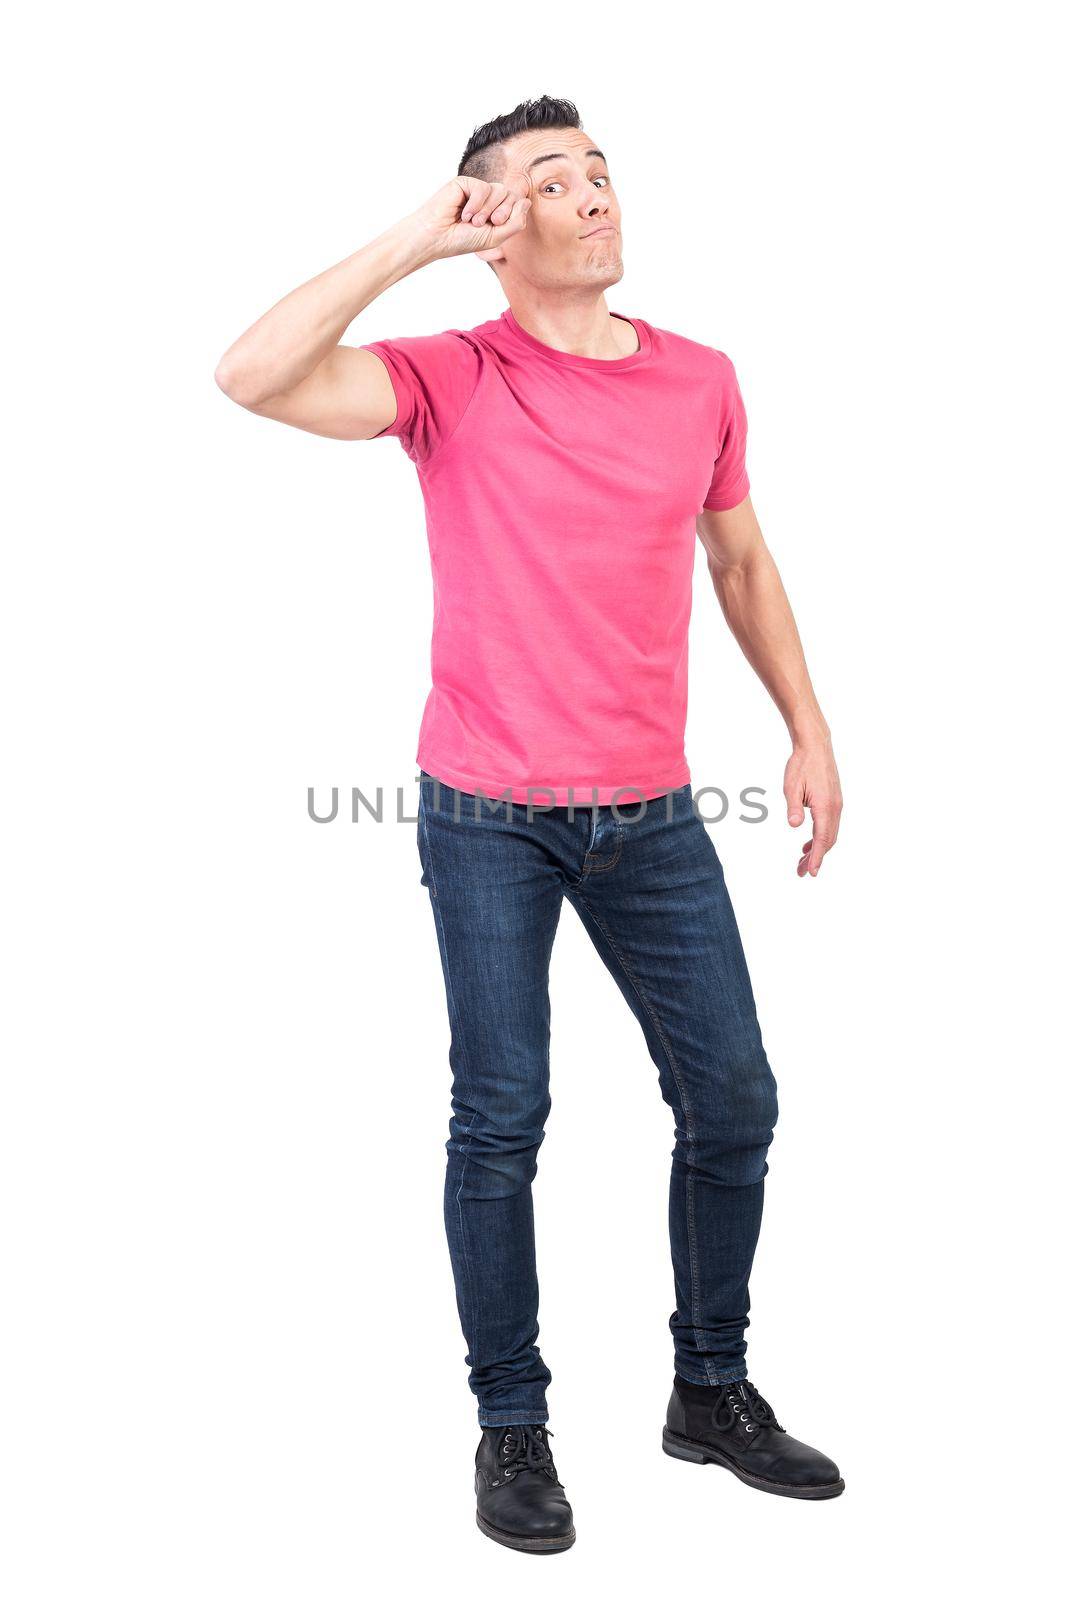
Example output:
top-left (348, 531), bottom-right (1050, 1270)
top-left (3, 2), bottom-right (1064, 1594)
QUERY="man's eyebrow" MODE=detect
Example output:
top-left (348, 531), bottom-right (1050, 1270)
top-left (525, 147), bottom-right (607, 173)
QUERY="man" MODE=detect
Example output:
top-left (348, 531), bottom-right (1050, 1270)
top-left (216, 95), bottom-right (845, 1554)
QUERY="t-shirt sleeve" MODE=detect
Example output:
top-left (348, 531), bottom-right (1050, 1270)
top-left (702, 354), bottom-right (751, 511)
top-left (357, 330), bottom-right (480, 467)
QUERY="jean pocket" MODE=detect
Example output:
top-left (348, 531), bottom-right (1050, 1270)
top-left (419, 771), bottom-right (476, 819)
top-left (416, 802), bottom-right (435, 894)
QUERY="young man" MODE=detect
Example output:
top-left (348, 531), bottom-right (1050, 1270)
top-left (216, 95), bottom-right (845, 1553)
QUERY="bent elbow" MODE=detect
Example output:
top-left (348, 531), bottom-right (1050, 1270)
top-left (214, 360), bottom-right (259, 408)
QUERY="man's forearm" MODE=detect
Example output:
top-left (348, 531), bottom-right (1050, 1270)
top-left (710, 545), bottom-right (830, 746)
top-left (214, 219), bottom-right (435, 408)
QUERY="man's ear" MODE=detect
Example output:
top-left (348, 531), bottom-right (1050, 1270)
top-left (475, 245), bottom-right (506, 269)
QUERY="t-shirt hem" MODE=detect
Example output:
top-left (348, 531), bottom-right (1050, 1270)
top-left (702, 474), bottom-right (751, 512)
top-left (417, 751), bottom-right (692, 806)
top-left (359, 342), bottom-right (410, 443)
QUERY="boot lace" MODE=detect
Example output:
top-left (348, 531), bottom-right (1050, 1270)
top-left (490, 1425), bottom-right (558, 1487)
top-left (709, 1380), bottom-right (784, 1437)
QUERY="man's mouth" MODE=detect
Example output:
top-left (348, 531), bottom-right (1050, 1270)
top-left (582, 225), bottom-right (618, 239)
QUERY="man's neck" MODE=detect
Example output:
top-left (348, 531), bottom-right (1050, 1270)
top-left (503, 298), bottom-right (639, 360)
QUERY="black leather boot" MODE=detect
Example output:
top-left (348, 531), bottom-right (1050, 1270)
top-left (663, 1376), bottom-right (844, 1499)
top-left (474, 1423), bottom-right (576, 1553)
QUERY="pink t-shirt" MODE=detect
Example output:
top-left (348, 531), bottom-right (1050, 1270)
top-left (360, 307), bottom-right (750, 805)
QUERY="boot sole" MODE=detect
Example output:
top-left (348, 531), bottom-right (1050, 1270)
top-left (662, 1426), bottom-right (845, 1500)
top-left (476, 1510), bottom-right (576, 1553)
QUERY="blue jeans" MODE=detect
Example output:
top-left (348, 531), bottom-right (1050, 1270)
top-left (416, 772), bottom-right (778, 1427)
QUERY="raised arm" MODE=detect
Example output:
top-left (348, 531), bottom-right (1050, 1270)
top-left (213, 177), bottom-right (531, 439)
top-left (697, 497), bottom-right (843, 877)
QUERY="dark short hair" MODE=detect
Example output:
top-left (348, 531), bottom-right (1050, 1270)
top-left (458, 95), bottom-right (582, 183)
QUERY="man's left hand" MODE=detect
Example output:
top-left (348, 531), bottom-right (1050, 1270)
top-left (784, 739), bottom-right (843, 878)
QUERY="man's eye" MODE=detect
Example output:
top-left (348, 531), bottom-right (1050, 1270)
top-left (541, 175), bottom-right (610, 195)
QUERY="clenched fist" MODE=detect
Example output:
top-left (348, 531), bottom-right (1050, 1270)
top-left (406, 175), bottom-right (532, 261)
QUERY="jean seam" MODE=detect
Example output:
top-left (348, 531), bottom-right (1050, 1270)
top-left (479, 1409), bottom-right (550, 1421)
top-left (421, 805), bottom-right (484, 1393)
top-left (567, 889), bottom-right (719, 1384)
top-left (675, 1364), bottom-right (746, 1384)
top-left (581, 818), bottom-right (623, 876)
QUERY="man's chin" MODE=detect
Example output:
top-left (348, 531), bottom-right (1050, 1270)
top-left (582, 247), bottom-right (624, 279)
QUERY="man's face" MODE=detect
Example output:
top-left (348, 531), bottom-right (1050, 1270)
top-left (480, 126), bottom-right (623, 291)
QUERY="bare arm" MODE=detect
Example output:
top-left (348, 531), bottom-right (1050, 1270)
top-left (213, 177), bottom-right (531, 439)
top-left (697, 495), bottom-right (843, 877)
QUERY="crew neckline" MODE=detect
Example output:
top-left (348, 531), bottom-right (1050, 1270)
top-left (500, 306), bottom-right (652, 369)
